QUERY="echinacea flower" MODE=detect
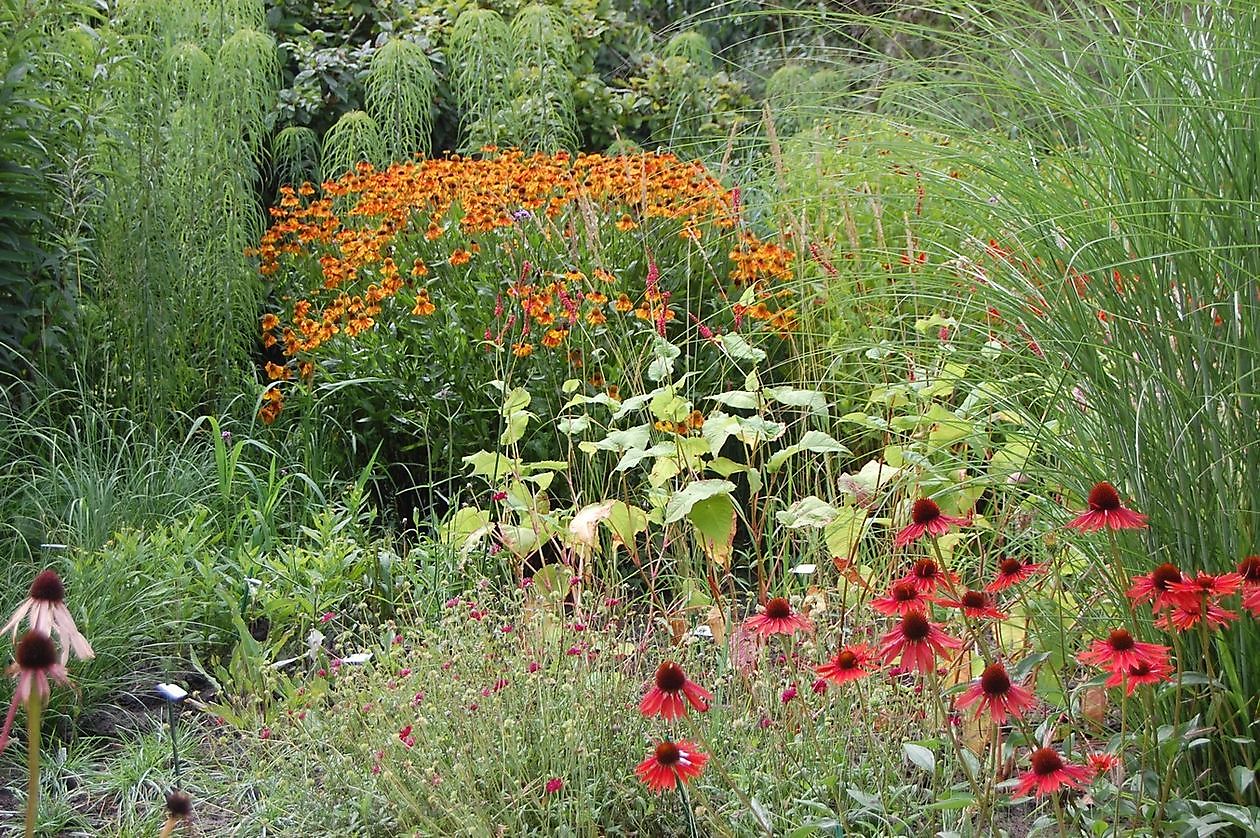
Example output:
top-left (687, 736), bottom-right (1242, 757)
top-left (1168, 571), bottom-right (1243, 605)
top-left (160, 791), bottom-right (193, 838)
top-left (1245, 585), bottom-right (1260, 618)
top-left (986, 557), bottom-right (1046, 592)
top-left (1014, 747), bottom-right (1090, 798)
top-left (956, 662), bottom-right (1036, 724)
top-left (1241, 556), bottom-right (1260, 617)
top-left (1155, 601), bottom-right (1237, 632)
top-left (815, 644), bottom-right (879, 685)
top-left (937, 590), bottom-right (1009, 621)
top-left (1104, 659), bottom-right (1173, 695)
top-left (634, 740), bottom-right (708, 793)
top-left (878, 611), bottom-right (962, 674)
top-left (893, 499), bottom-right (970, 547)
top-left (871, 581), bottom-right (933, 615)
top-left (1066, 482), bottom-right (1147, 532)
top-left (898, 558), bottom-right (959, 595)
top-left (1126, 562), bottom-right (1185, 610)
top-left (639, 661), bottom-right (713, 720)
top-left (1078, 629), bottom-right (1170, 675)
top-left (743, 597), bottom-right (813, 638)
top-left (0, 631), bottom-right (71, 751)
top-left (2, 570), bottom-right (94, 663)
top-left (1086, 751), bottom-right (1121, 781)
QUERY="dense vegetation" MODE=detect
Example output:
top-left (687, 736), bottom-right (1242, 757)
top-left (1, 0), bottom-right (1257, 834)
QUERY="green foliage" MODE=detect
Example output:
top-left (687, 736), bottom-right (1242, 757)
top-left (366, 38), bottom-right (437, 162)
top-left (508, 4), bottom-right (579, 151)
top-left (272, 124), bottom-right (320, 186)
top-left (321, 109), bottom-right (386, 176)
top-left (448, 8), bottom-right (514, 149)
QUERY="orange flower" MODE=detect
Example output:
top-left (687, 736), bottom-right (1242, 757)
top-left (412, 291), bottom-right (436, 316)
top-left (615, 215), bottom-right (638, 232)
top-left (614, 293), bottom-right (633, 313)
top-left (541, 328), bottom-right (568, 349)
top-left (260, 313), bottom-right (280, 332)
top-left (449, 249), bottom-right (472, 266)
top-left (512, 342), bottom-right (534, 357)
top-left (264, 361), bottom-right (291, 381)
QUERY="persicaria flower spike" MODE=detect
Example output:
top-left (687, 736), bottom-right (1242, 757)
top-left (893, 498), bottom-right (970, 547)
top-left (1066, 482), bottom-right (1147, 531)
top-left (743, 597), bottom-right (813, 638)
top-left (815, 644), bottom-right (878, 685)
top-left (639, 661), bottom-right (713, 720)
top-left (878, 610), bottom-right (962, 674)
top-left (1, 630), bottom-right (72, 751)
top-left (955, 662), bottom-right (1036, 724)
top-left (1015, 747), bottom-right (1090, 798)
top-left (634, 740), bottom-right (708, 793)
top-left (2, 569), bottom-right (94, 663)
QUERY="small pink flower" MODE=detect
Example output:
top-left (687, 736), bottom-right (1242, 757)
top-left (398, 668), bottom-right (412, 678)
top-left (811, 677), bottom-right (829, 694)
top-left (412, 691), bottom-right (425, 706)
top-left (501, 624), bottom-right (514, 633)
top-left (398, 725), bottom-right (415, 748)
top-left (259, 727), bottom-right (271, 740)
top-left (528, 661), bottom-right (540, 673)
top-left (780, 685), bottom-right (798, 704)
top-left (319, 612), bottom-right (335, 623)
top-left (544, 777), bottom-right (564, 795)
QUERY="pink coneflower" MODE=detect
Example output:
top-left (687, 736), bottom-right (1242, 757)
top-left (893, 499), bottom-right (970, 547)
top-left (815, 644), bottom-right (879, 685)
top-left (898, 558), bottom-right (959, 595)
top-left (1078, 629), bottom-right (1170, 675)
top-left (1086, 751), bottom-right (1121, 781)
top-left (1168, 571), bottom-right (1243, 605)
top-left (1126, 562), bottom-right (1185, 610)
top-left (1014, 747), bottom-right (1090, 798)
top-left (937, 589), bottom-right (1009, 621)
top-left (743, 597), bottom-right (813, 638)
top-left (1104, 659), bottom-right (1173, 695)
top-left (1244, 585), bottom-right (1260, 618)
top-left (1, 631), bottom-right (71, 751)
top-left (871, 581), bottom-right (933, 615)
top-left (955, 662), bottom-right (1036, 724)
top-left (639, 661), bottom-right (713, 720)
top-left (878, 611), bottom-right (962, 674)
top-left (1155, 601), bottom-right (1237, 632)
top-left (635, 740), bottom-right (708, 793)
top-left (2, 570), bottom-right (93, 662)
top-left (1066, 482), bottom-right (1147, 531)
top-left (1240, 556), bottom-right (1260, 617)
top-left (986, 557), bottom-right (1046, 592)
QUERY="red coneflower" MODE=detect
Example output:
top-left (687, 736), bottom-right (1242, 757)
top-left (1066, 482), bottom-right (1147, 532)
top-left (1241, 556), bottom-right (1260, 617)
top-left (1104, 659), bottom-right (1173, 695)
top-left (878, 611), bottom-right (962, 674)
top-left (743, 597), bottom-right (813, 638)
top-left (1085, 751), bottom-right (1121, 781)
top-left (1155, 601), bottom-right (1237, 632)
top-left (956, 662), bottom-right (1036, 724)
top-left (639, 661), bottom-right (713, 720)
top-left (0, 631), bottom-right (71, 751)
top-left (1245, 586), bottom-right (1260, 618)
top-left (634, 740), bottom-right (708, 793)
top-left (1167, 571), bottom-right (1243, 605)
top-left (815, 644), bottom-right (878, 685)
top-left (1126, 563), bottom-right (1185, 610)
top-left (937, 589), bottom-right (1009, 621)
top-left (1014, 747), bottom-right (1090, 798)
top-left (898, 558), bottom-right (959, 595)
top-left (871, 581), bottom-right (933, 615)
top-left (986, 557), bottom-right (1046, 592)
top-left (893, 499), bottom-right (970, 547)
top-left (1, 570), bottom-right (94, 663)
top-left (1078, 629), bottom-right (1170, 675)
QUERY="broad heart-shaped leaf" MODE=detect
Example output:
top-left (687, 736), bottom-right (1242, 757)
top-left (588, 424), bottom-right (651, 453)
top-left (720, 332), bottom-right (767, 363)
top-left (498, 522), bottom-right (547, 559)
top-left (708, 390), bottom-right (760, 410)
top-left (500, 409), bottom-right (533, 446)
top-left (556, 415), bottom-right (591, 435)
top-left (603, 501), bottom-right (648, 553)
top-left (766, 387), bottom-right (830, 415)
top-left (689, 493), bottom-right (737, 568)
top-left (463, 450), bottom-right (522, 480)
top-left (664, 479), bottom-right (736, 524)
top-left (616, 442), bottom-right (674, 473)
top-left (701, 411), bottom-right (741, 455)
top-left (925, 403), bottom-right (973, 446)
top-left (766, 430), bottom-right (851, 473)
top-left (837, 459), bottom-right (898, 499)
top-left (824, 505), bottom-right (869, 562)
top-left (776, 496), bottom-right (840, 528)
top-left (649, 387), bottom-right (691, 423)
top-left (569, 500), bottom-right (615, 547)
top-left (902, 742), bottom-right (936, 773)
top-left (441, 506), bottom-right (491, 553)
top-left (502, 386), bottom-right (531, 415)
top-left (647, 337), bottom-right (680, 382)
top-left (735, 415), bottom-right (786, 447)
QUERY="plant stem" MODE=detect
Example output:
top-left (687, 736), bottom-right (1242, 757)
top-left (25, 696), bottom-right (41, 838)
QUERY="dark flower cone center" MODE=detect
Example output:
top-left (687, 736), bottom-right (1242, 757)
top-left (910, 499), bottom-right (942, 525)
top-left (1150, 563), bottom-right (1182, 591)
top-left (1128, 663), bottom-right (1152, 677)
top-left (764, 597), bottom-right (792, 620)
top-left (1087, 482), bottom-right (1121, 511)
top-left (1030, 748), bottom-right (1064, 776)
top-left (29, 569), bottom-right (66, 603)
top-left (655, 661), bottom-right (687, 693)
top-left (654, 741), bottom-right (681, 766)
top-left (166, 791), bottom-right (193, 818)
top-left (1238, 556), bottom-right (1260, 583)
top-left (912, 559), bottom-right (939, 581)
top-left (835, 650), bottom-right (858, 669)
top-left (961, 590), bottom-right (988, 610)
top-left (891, 583), bottom-right (918, 602)
top-left (901, 612), bottom-right (931, 642)
top-left (980, 663), bottom-right (1011, 695)
top-left (999, 558), bottom-right (1023, 576)
top-left (16, 630), bottom-right (57, 670)
top-left (1108, 629), bottom-right (1135, 651)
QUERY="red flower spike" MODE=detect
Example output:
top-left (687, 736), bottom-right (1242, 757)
top-left (986, 557), bottom-right (1046, 592)
top-left (878, 611), bottom-right (962, 674)
top-left (893, 499), bottom-right (970, 547)
top-left (639, 661), bottom-right (713, 720)
top-left (743, 597), bottom-right (813, 638)
top-left (635, 740), bottom-right (708, 793)
top-left (815, 644), bottom-right (879, 685)
top-left (1066, 482), bottom-right (1147, 531)
top-left (955, 662), bottom-right (1036, 724)
top-left (1015, 747), bottom-right (1090, 798)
